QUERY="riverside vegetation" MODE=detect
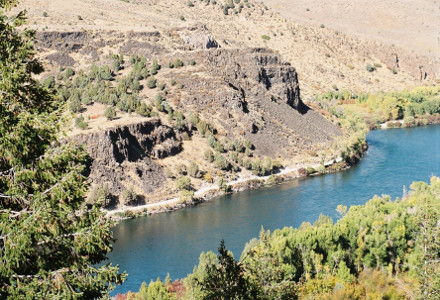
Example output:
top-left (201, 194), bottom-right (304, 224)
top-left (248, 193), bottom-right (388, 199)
top-left (121, 177), bottom-right (440, 299)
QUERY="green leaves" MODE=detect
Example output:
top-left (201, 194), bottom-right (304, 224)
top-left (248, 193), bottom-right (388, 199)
top-left (0, 2), bottom-right (125, 298)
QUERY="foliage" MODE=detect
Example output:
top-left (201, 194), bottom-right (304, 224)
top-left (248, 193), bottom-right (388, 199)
top-left (0, 1), bottom-right (125, 297)
top-left (88, 184), bottom-right (112, 207)
top-left (75, 115), bottom-right (88, 130)
top-left (188, 161), bottom-right (200, 178)
top-left (218, 177), bottom-right (231, 193)
top-left (195, 240), bottom-right (255, 299)
top-left (127, 278), bottom-right (177, 300)
top-left (104, 106), bottom-right (117, 120)
top-left (177, 177), bottom-right (440, 298)
top-left (120, 186), bottom-right (137, 206)
top-left (176, 176), bottom-right (192, 191)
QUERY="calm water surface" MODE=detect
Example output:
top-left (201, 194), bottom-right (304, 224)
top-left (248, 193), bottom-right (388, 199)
top-left (108, 125), bottom-right (440, 294)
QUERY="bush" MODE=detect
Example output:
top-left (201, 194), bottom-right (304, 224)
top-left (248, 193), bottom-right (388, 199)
top-left (218, 177), bottom-right (231, 193)
top-left (366, 64), bottom-right (375, 72)
top-left (174, 58), bottom-right (184, 68)
top-left (88, 184), bottom-right (111, 207)
top-left (120, 186), bottom-right (137, 206)
top-left (244, 139), bottom-right (253, 149)
top-left (179, 15), bottom-right (185, 21)
top-left (136, 102), bottom-right (152, 117)
top-left (214, 153), bottom-right (230, 170)
top-left (146, 76), bottom-right (157, 89)
top-left (189, 59), bottom-right (196, 66)
top-left (104, 107), bottom-right (116, 120)
top-left (188, 161), bottom-right (199, 178)
top-left (150, 60), bottom-right (160, 75)
top-left (298, 168), bottom-right (307, 176)
top-left (187, 0), bottom-right (194, 6)
top-left (177, 176), bottom-right (192, 191)
top-left (306, 166), bottom-right (315, 175)
top-left (261, 35), bottom-right (270, 40)
top-left (204, 149), bottom-right (214, 162)
top-left (176, 164), bottom-right (187, 175)
top-left (68, 97), bottom-right (81, 113)
top-left (204, 172), bottom-right (214, 183)
top-left (75, 115), bottom-right (88, 130)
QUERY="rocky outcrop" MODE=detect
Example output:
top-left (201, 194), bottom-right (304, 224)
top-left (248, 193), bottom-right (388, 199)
top-left (37, 31), bottom-right (167, 66)
top-left (71, 119), bottom-right (181, 195)
top-left (178, 48), bottom-right (341, 158)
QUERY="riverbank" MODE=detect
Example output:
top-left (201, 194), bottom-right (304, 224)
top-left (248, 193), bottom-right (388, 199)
top-left (105, 155), bottom-right (349, 220)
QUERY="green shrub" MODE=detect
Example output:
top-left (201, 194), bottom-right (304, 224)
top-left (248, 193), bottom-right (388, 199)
top-left (174, 58), bottom-right (184, 68)
top-left (75, 115), bottom-right (88, 130)
top-left (204, 149), bottom-right (214, 162)
top-left (188, 161), bottom-right (199, 178)
top-left (88, 184), bottom-right (111, 207)
top-left (214, 153), bottom-right (230, 170)
top-left (177, 176), bottom-right (192, 191)
top-left (176, 164), bottom-right (187, 175)
top-left (187, 0), bottom-right (194, 6)
top-left (136, 102), bottom-right (152, 117)
top-left (43, 11), bottom-right (48, 17)
top-left (68, 97), bottom-right (81, 113)
top-left (104, 107), bottom-right (116, 120)
top-left (218, 177), bottom-right (231, 193)
top-left (366, 64), bottom-right (375, 72)
top-left (146, 76), bottom-right (157, 89)
top-left (179, 15), bottom-right (185, 21)
top-left (244, 139), bottom-right (253, 149)
top-left (150, 60), bottom-right (160, 75)
top-left (189, 59), bottom-right (196, 66)
top-left (306, 166), bottom-right (315, 175)
top-left (261, 35), bottom-right (270, 40)
top-left (120, 186), bottom-right (137, 205)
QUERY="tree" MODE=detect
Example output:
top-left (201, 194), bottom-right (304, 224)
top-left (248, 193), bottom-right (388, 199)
top-left (0, 1), bottom-right (125, 298)
top-left (411, 179), bottom-right (440, 299)
top-left (196, 240), bottom-right (255, 299)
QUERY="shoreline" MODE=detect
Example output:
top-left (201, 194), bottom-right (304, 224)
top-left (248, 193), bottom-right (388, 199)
top-left (104, 118), bottom-right (440, 220)
top-left (105, 156), bottom-right (346, 221)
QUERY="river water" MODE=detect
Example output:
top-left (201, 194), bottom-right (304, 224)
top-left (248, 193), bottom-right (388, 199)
top-left (108, 125), bottom-right (440, 295)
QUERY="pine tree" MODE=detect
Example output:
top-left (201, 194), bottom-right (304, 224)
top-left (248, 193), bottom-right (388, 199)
top-left (196, 240), bottom-right (255, 299)
top-left (0, 1), bottom-right (125, 298)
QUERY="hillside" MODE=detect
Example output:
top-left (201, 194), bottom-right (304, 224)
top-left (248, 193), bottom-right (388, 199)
top-left (11, 0), bottom-right (440, 209)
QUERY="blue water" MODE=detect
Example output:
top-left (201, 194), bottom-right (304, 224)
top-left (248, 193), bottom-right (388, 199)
top-left (108, 125), bottom-right (440, 295)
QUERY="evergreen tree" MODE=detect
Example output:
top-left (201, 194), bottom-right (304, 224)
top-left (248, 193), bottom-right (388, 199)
top-left (0, 1), bottom-right (125, 298)
top-left (196, 240), bottom-right (255, 299)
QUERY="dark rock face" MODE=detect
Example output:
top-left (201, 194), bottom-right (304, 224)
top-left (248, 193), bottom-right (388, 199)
top-left (36, 31), bottom-right (168, 66)
top-left (72, 119), bottom-right (181, 195)
top-left (180, 48), bottom-right (341, 158)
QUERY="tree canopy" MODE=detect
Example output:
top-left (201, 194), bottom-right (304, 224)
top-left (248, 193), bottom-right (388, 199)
top-left (0, 0), bottom-right (125, 298)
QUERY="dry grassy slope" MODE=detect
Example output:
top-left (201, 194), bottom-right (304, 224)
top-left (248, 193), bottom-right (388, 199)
top-left (264, 0), bottom-right (440, 62)
top-left (15, 0), bottom-right (439, 99)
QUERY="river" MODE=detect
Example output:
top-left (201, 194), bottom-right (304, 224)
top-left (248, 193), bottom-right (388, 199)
top-left (108, 125), bottom-right (440, 295)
